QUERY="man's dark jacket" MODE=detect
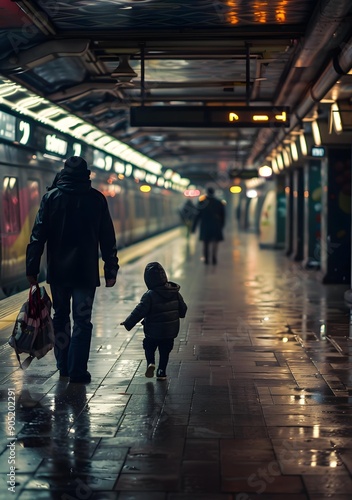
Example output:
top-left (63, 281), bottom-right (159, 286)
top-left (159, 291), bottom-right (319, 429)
top-left (26, 173), bottom-right (119, 287)
top-left (123, 262), bottom-right (187, 339)
top-left (192, 194), bottom-right (225, 242)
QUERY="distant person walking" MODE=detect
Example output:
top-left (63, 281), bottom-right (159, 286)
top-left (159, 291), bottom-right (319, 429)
top-left (121, 262), bottom-right (187, 380)
top-left (179, 199), bottom-right (196, 238)
top-left (26, 156), bottom-right (119, 384)
top-left (192, 186), bottom-right (226, 264)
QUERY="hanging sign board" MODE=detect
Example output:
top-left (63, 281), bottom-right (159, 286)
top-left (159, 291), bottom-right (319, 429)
top-left (131, 106), bottom-right (290, 128)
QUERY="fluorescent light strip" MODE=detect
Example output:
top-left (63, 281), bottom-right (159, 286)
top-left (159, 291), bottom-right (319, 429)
top-left (291, 141), bottom-right (299, 161)
top-left (299, 134), bottom-right (307, 156)
top-left (271, 158), bottom-right (280, 175)
top-left (331, 102), bottom-right (343, 133)
top-left (0, 77), bottom-right (162, 175)
top-left (311, 121), bottom-right (322, 146)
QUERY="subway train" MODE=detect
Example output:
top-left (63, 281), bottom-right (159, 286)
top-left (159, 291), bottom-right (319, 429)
top-left (0, 111), bottom-right (184, 297)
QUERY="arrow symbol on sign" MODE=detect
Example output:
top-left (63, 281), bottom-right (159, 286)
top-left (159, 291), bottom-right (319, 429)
top-left (228, 112), bottom-right (239, 122)
top-left (275, 111), bottom-right (287, 121)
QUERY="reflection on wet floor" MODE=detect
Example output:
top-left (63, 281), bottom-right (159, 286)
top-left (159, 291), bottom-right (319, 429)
top-left (1, 228), bottom-right (352, 498)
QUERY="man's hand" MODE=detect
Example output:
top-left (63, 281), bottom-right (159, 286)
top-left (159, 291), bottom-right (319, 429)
top-left (27, 275), bottom-right (38, 285)
top-left (105, 278), bottom-right (116, 287)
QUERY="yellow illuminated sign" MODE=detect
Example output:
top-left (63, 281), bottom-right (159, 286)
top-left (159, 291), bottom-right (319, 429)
top-left (131, 106), bottom-right (290, 128)
top-left (229, 112), bottom-right (239, 121)
top-left (275, 111), bottom-right (287, 121)
top-left (225, 108), bottom-right (289, 125)
top-left (252, 115), bottom-right (269, 122)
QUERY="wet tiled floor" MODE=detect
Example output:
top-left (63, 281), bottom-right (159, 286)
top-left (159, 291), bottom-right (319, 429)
top-left (1, 227), bottom-right (352, 499)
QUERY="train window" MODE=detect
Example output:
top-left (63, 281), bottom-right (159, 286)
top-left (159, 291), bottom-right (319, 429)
top-left (27, 180), bottom-right (40, 229)
top-left (2, 176), bottom-right (20, 233)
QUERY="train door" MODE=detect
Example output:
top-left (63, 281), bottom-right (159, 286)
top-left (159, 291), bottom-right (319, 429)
top-left (26, 179), bottom-right (41, 235)
top-left (114, 188), bottom-right (125, 248)
top-left (105, 186), bottom-right (124, 247)
top-left (134, 190), bottom-right (149, 240)
top-left (1, 175), bottom-right (21, 292)
top-left (123, 187), bottom-right (134, 245)
top-left (162, 194), bottom-right (171, 229)
top-left (149, 193), bottom-right (160, 234)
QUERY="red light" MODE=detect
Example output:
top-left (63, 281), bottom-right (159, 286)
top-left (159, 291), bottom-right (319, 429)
top-left (184, 189), bottom-right (200, 197)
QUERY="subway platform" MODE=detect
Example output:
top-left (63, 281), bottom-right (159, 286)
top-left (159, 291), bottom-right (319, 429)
top-left (1, 226), bottom-right (352, 499)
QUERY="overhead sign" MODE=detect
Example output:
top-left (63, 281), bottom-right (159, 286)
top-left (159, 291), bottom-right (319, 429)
top-left (311, 146), bottom-right (325, 157)
top-left (228, 168), bottom-right (258, 179)
top-left (45, 134), bottom-right (68, 156)
top-left (130, 106), bottom-right (290, 128)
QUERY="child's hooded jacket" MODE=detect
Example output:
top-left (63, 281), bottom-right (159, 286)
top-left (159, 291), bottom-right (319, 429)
top-left (122, 262), bottom-right (187, 339)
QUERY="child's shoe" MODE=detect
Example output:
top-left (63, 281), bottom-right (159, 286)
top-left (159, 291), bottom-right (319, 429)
top-left (156, 368), bottom-right (167, 381)
top-left (145, 363), bottom-right (155, 378)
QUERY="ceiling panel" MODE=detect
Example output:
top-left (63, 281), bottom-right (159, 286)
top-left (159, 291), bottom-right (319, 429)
top-left (0, 0), bottom-right (350, 185)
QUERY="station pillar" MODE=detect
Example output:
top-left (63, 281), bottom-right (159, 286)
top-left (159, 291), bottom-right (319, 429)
top-left (303, 159), bottom-right (322, 268)
top-left (320, 147), bottom-right (351, 284)
top-left (291, 167), bottom-right (304, 261)
top-left (276, 175), bottom-right (286, 249)
top-left (285, 171), bottom-right (293, 256)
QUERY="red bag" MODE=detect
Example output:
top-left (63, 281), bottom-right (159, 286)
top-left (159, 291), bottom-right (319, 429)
top-left (9, 285), bottom-right (55, 369)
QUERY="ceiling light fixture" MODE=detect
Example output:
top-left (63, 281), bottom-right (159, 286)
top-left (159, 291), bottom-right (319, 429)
top-left (290, 141), bottom-right (299, 161)
top-left (277, 153), bottom-right (284, 170)
top-left (330, 102), bottom-right (343, 134)
top-left (311, 120), bottom-right (322, 146)
top-left (282, 149), bottom-right (290, 168)
top-left (299, 134), bottom-right (308, 156)
top-left (271, 157), bottom-right (280, 175)
top-left (258, 165), bottom-right (272, 177)
top-left (111, 56), bottom-right (137, 87)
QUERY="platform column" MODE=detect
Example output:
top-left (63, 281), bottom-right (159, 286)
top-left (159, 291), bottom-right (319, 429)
top-left (303, 159), bottom-right (322, 268)
top-left (291, 167), bottom-right (304, 261)
top-left (321, 147), bottom-right (351, 284)
top-left (285, 171), bottom-right (293, 256)
top-left (275, 175), bottom-right (286, 249)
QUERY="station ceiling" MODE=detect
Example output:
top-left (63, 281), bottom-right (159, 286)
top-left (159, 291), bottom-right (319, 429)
top-left (0, 0), bottom-right (352, 186)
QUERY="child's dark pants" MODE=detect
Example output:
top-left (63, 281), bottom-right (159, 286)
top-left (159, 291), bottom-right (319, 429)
top-left (143, 337), bottom-right (174, 371)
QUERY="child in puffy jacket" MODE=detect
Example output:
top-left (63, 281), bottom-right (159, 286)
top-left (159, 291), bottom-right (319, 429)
top-left (121, 262), bottom-right (187, 380)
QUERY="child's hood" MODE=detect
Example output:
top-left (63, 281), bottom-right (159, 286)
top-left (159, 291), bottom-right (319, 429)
top-left (144, 262), bottom-right (181, 297)
top-left (144, 262), bottom-right (168, 289)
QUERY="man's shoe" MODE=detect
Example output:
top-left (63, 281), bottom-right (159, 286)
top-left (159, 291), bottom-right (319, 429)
top-left (156, 369), bottom-right (167, 381)
top-left (145, 363), bottom-right (155, 378)
top-left (69, 371), bottom-right (91, 384)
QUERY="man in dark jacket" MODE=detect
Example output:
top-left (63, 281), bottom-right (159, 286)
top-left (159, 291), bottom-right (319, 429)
top-left (121, 262), bottom-right (187, 380)
top-left (192, 186), bottom-right (226, 265)
top-left (26, 156), bottom-right (119, 383)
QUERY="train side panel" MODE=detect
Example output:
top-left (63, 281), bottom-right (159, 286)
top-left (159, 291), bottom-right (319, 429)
top-left (1, 150), bottom-right (184, 296)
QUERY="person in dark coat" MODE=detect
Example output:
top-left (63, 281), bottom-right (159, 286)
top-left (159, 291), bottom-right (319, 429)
top-left (121, 262), bottom-right (187, 380)
top-left (192, 186), bottom-right (226, 264)
top-left (26, 156), bottom-right (119, 384)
